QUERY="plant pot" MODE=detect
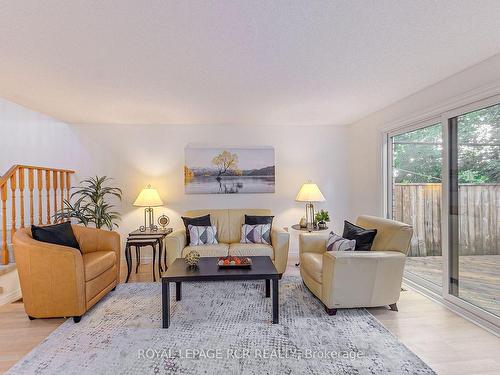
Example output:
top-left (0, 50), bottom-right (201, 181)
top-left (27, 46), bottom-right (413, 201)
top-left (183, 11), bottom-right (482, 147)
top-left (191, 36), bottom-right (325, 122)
top-left (318, 221), bottom-right (327, 229)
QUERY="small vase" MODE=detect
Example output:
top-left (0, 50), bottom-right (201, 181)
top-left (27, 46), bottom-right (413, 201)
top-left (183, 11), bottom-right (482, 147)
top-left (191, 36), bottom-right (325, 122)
top-left (299, 217), bottom-right (307, 228)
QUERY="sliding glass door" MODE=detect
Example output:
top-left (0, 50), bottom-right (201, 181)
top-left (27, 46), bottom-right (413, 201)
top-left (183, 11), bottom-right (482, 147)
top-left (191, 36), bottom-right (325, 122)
top-left (447, 103), bottom-right (499, 318)
top-left (386, 96), bottom-right (500, 327)
top-left (389, 123), bottom-right (443, 290)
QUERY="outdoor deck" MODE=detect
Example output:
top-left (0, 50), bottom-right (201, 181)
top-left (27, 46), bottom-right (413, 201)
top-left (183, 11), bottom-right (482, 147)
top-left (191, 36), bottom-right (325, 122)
top-left (405, 255), bottom-right (500, 317)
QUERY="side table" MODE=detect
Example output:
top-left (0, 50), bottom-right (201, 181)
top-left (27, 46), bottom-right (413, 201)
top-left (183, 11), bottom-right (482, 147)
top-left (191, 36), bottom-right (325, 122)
top-left (291, 224), bottom-right (329, 267)
top-left (125, 228), bottom-right (172, 282)
top-left (129, 228), bottom-right (172, 269)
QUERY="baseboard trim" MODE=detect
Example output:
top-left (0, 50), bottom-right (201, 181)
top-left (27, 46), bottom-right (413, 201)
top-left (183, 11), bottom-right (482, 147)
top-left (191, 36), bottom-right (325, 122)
top-left (403, 278), bottom-right (499, 337)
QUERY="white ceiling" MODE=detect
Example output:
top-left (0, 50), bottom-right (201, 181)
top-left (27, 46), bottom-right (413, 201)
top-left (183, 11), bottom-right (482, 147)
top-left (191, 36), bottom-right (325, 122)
top-left (1, 1), bottom-right (500, 126)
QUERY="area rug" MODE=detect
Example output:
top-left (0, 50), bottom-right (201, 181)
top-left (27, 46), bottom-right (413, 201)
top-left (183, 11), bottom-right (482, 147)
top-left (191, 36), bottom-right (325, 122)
top-left (8, 276), bottom-right (435, 374)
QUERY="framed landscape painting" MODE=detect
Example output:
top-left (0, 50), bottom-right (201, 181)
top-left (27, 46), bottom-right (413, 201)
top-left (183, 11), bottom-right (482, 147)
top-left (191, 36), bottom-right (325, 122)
top-left (185, 146), bottom-right (275, 194)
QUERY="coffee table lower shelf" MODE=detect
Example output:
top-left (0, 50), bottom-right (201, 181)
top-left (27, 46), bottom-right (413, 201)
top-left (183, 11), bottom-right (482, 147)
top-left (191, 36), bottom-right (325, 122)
top-left (161, 256), bottom-right (279, 328)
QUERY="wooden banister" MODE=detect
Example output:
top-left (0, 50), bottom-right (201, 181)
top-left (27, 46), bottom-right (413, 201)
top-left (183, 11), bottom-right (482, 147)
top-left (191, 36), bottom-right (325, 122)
top-left (0, 165), bottom-right (75, 264)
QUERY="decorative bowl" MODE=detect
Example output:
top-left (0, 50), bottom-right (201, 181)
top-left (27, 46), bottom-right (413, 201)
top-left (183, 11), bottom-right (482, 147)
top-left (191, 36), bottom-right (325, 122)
top-left (217, 256), bottom-right (252, 268)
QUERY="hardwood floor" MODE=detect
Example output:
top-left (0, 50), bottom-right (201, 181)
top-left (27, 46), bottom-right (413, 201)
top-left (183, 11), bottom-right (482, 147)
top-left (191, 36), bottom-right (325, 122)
top-left (0, 255), bottom-right (499, 374)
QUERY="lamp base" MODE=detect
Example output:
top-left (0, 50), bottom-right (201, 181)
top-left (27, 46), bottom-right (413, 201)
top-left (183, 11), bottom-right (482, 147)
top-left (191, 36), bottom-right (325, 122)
top-left (139, 225), bottom-right (158, 232)
top-left (305, 202), bottom-right (316, 232)
top-left (140, 207), bottom-right (158, 232)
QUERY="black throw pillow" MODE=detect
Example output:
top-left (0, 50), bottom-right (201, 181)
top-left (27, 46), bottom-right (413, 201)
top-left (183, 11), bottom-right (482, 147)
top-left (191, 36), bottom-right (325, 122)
top-left (245, 215), bottom-right (274, 244)
top-left (342, 220), bottom-right (377, 251)
top-left (244, 215), bottom-right (274, 227)
top-left (31, 221), bottom-right (80, 250)
top-left (182, 214), bottom-right (211, 244)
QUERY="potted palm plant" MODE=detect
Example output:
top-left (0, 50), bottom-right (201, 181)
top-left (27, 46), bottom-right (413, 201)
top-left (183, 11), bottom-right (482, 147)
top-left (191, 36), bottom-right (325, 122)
top-left (54, 176), bottom-right (122, 230)
top-left (315, 210), bottom-right (330, 229)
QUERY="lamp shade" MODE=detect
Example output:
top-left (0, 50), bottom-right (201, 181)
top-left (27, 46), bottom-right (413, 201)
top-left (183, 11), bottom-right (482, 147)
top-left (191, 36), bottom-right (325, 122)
top-left (295, 182), bottom-right (325, 202)
top-left (133, 186), bottom-right (164, 207)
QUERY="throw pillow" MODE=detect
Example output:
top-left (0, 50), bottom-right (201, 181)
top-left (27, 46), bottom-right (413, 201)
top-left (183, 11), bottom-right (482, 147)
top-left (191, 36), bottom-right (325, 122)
top-left (240, 223), bottom-right (271, 245)
top-left (244, 214), bottom-right (274, 227)
top-left (342, 220), bottom-right (377, 251)
top-left (244, 215), bottom-right (274, 244)
top-left (31, 221), bottom-right (80, 250)
top-left (182, 214), bottom-right (211, 244)
top-left (326, 231), bottom-right (356, 251)
top-left (188, 225), bottom-right (218, 246)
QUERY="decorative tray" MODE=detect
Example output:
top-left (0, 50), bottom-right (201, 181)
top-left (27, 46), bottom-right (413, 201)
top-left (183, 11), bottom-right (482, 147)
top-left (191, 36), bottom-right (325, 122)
top-left (217, 256), bottom-right (252, 268)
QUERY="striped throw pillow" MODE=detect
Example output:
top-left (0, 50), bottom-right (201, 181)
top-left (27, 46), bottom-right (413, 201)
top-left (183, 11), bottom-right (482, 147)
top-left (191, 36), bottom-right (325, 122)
top-left (326, 231), bottom-right (356, 251)
top-left (188, 225), bottom-right (218, 246)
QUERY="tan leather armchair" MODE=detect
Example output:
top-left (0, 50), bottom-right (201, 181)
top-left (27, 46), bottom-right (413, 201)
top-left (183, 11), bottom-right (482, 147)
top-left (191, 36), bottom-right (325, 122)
top-left (165, 209), bottom-right (290, 276)
top-left (300, 215), bottom-right (412, 315)
top-left (13, 225), bottom-right (120, 322)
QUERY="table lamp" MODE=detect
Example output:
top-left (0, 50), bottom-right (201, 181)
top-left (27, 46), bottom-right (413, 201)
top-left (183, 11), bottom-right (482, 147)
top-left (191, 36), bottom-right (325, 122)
top-left (295, 181), bottom-right (325, 231)
top-left (133, 185), bottom-right (164, 232)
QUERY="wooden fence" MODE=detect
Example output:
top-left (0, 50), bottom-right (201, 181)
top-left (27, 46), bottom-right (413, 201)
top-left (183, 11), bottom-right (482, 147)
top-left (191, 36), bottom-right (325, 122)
top-left (392, 183), bottom-right (499, 257)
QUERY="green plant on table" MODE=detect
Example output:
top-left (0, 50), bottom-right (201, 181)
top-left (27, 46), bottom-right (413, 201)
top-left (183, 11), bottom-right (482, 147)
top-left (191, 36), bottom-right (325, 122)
top-left (315, 209), bottom-right (330, 223)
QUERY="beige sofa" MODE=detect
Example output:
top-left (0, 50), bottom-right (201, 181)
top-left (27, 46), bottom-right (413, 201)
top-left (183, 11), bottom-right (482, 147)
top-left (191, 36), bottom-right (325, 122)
top-left (300, 215), bottom-right (412, 315)
top-left (165, 209), bottom-right (290, 276)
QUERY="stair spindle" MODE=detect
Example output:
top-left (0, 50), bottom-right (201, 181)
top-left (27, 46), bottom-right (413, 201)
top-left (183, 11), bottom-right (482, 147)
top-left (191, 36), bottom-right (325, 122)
top-left (19, 168), bottom-right (25, 228)
top-left (60, 171), bottom-right (65, 222)
top-left (28, 169), bottom-right (34, 225)
top-left (66, 172), bottom-right (71, 202)
top-left (45, 170), bottom-right (51, 224)
top-left (53, 171), bottom-right (58, 222)
top-left (10, 175), bottom-right (17, 237)
top-left (37, 169), bottom-right (43, 224)
top-left (1, 184), bottom-right (7, 265)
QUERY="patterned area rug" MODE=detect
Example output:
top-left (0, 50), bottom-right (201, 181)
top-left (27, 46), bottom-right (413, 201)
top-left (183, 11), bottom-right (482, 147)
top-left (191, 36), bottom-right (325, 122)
top-left (8, 277), bottom-right (435, 374)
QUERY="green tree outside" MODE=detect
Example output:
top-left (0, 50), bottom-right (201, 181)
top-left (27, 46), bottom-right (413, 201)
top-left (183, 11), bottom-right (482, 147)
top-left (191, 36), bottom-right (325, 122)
top-left (392, 103), bottom-right (499, 184)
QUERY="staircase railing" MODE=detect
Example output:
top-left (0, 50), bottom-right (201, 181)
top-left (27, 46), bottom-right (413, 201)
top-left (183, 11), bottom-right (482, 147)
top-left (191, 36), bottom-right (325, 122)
top-left (0, 165), bottom-right (75, 264)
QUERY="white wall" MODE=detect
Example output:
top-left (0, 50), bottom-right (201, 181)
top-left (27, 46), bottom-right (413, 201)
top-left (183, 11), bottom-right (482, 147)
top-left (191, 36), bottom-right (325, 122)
top-left (71, 124), bottom-right (349, 253)
top-left (0, 98), bottom-right (89, 176)
top-left (347, 53), bottom-right (500, 221)
top-left (0, 98), bottom-right (90, 237)
top-left (6, 52), bottom-right (499, 255)
top-left (0, 96), bottom-right (349, 254)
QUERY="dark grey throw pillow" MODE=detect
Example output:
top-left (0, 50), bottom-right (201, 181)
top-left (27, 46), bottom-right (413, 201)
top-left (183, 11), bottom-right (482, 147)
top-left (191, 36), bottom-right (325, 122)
top-left (31, 221), bottom-right (80, 250)
top-left (182, 214), bottom-right (211, 244)
top-left (342, 220), bottom-right (377, 251)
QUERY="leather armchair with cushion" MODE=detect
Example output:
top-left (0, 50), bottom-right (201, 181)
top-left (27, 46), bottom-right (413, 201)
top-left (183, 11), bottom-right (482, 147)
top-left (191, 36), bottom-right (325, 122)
top-left (300, 215), bottom-right (412, 315)
top-left (13, 225), bottom-right (120, 322)
top-left (165, 209), bottom-right (290, 276)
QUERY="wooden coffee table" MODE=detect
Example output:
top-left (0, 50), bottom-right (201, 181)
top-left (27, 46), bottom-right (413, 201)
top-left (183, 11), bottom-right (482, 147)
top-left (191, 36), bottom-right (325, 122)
top-left (161, 256), bottom-right (279, 328)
